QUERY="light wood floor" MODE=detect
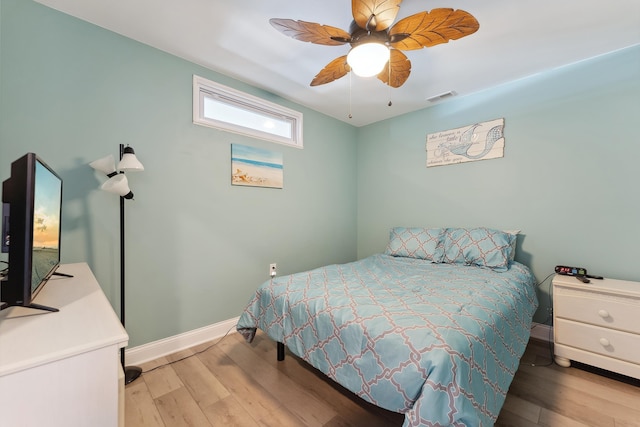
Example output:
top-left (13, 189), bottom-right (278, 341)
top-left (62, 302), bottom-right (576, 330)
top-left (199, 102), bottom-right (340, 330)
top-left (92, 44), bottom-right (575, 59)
top-left (125, 330), bottom-right (640, 427)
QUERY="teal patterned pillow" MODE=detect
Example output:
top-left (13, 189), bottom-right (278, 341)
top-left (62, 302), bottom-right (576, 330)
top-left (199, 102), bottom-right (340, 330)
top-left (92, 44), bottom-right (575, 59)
top-left (385, 227), bottom-right (444, 261)
top-left (503, 229), bottom-right (519, 261)
top-left (440, 227), bottom-right (513, 271)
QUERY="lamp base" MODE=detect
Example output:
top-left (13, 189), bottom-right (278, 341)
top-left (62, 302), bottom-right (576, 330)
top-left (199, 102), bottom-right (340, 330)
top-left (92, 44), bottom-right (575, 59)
top-left (124, 365), bottom-right (142, 385)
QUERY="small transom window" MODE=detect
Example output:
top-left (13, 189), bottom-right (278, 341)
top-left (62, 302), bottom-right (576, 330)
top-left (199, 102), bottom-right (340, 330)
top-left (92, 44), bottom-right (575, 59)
top-left (193, 75), bottom-right (303, 148)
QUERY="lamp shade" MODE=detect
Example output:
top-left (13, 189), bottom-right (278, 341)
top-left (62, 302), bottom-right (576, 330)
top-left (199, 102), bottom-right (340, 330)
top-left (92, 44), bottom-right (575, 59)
top-left (101, 174), bottom-right (134, 199)
top-left (347, 43), bottom-right (390, 77)
top-left (118, 145), bottom-right (144, 172)
top-left (89, 155), bottom-right (117, 177)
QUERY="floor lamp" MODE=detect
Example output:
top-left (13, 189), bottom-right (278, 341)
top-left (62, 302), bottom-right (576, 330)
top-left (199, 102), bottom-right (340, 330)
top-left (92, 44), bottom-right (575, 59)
top-left (90, 144), bottom-right (144, 385)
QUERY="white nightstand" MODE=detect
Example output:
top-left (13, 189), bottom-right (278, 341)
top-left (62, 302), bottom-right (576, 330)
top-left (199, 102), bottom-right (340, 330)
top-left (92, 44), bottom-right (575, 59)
top-left (553, 274), bottom-right (640, 380)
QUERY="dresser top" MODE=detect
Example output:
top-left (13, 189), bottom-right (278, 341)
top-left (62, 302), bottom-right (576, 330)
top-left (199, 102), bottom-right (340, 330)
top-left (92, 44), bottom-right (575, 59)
top-left (553, 273), bottom-right (640, 297)
top-left (0, 263), bottom-right (128, 377)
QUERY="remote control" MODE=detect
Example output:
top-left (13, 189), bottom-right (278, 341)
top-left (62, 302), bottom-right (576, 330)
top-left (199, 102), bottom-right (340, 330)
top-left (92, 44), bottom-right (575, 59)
top-left (575, 275), bottom-right (590, 284)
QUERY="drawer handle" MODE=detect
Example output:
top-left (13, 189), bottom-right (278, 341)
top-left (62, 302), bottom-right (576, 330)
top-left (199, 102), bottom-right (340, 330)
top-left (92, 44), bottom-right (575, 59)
top-left (598, 309), bottom-right (610, 318)
top-left (599, 337), bottom-right (610, 347)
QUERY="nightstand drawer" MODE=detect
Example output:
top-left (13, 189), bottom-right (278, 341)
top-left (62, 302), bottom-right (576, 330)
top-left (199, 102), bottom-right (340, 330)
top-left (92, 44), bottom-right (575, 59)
top-left (554, 290), bottom-right (640, 334)
top-left (555, 319), bottom-right (640, 365)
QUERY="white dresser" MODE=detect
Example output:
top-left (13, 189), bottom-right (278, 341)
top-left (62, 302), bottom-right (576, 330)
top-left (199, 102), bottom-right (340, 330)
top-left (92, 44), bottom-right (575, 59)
top-left (0, 263), bottom-right (128, 426)
top-left (553, 274), bottom-right (640, 379)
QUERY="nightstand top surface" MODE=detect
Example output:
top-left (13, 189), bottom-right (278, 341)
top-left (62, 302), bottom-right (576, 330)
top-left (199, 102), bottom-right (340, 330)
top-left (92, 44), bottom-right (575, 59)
top-left (553, 274), bottom-right (640, 297)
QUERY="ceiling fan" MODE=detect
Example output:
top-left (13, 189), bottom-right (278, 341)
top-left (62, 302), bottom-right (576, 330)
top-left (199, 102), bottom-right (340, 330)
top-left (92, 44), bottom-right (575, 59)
top-left (270, 0), bottom-right (479, 88)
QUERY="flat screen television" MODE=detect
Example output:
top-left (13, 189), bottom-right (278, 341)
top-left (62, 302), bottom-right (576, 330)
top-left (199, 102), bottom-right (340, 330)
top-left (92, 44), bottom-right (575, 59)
top-left (1, 153), bottom-right (64, 312)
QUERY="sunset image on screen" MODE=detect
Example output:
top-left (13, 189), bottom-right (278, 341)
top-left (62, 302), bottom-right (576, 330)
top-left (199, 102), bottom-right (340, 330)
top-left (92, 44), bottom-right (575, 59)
top-left (31, 161), bottom-right (62, 290)
top-left (32, 162), bottom-right (61, 249)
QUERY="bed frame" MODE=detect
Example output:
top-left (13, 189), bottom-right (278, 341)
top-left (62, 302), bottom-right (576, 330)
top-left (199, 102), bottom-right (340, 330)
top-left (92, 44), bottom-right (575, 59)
top-left (277, 342), bottom-right (285, 361)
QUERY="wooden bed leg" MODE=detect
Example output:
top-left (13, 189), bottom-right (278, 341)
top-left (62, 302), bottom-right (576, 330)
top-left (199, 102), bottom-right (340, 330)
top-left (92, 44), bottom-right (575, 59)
top-left (277, 342), bottom-right (285, 361)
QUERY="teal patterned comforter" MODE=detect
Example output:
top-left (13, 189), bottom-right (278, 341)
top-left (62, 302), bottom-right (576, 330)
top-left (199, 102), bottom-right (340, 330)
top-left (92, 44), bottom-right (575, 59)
top-left (237, 254), bottom-right (538, 426)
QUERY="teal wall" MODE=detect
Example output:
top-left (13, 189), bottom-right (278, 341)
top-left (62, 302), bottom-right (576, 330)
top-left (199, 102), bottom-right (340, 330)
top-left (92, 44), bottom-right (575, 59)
top-left (2, 1), bottom-right (638, 345)
top-left (357, 45), bottom-right (640, 323)
top-left (0, 0), bottom-right (357, 346)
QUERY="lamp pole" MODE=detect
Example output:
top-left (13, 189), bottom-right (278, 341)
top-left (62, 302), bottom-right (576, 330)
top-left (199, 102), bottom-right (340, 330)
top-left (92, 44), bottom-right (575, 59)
top-left (118, 143), bottom-right (142, 384)
top-left (120, 145), bottom-right (126, 368)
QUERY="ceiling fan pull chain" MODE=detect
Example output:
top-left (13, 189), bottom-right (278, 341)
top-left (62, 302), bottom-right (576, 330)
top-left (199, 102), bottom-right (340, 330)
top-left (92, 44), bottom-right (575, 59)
top-left (387, 60), bottom-right (392, 107)
top-left (348, 72), bottom-right (353, 119)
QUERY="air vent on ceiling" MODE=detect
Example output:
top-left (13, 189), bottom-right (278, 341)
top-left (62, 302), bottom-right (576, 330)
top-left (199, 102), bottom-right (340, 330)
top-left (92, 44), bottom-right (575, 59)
top-left (426, 91), bottom-right (457, 103)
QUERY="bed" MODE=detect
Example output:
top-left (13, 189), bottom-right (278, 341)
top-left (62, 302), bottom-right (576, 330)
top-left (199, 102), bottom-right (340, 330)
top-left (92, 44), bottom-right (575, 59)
top-left (237, 227), bottom-right (538, 426)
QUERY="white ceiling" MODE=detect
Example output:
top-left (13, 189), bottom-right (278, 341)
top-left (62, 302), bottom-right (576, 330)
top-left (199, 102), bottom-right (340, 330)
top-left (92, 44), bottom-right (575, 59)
top-left (35, 0), bottom-right (640, 127)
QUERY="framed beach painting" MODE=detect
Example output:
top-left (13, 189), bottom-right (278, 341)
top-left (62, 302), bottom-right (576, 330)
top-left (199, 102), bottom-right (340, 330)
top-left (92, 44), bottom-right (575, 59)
top-left (231, 144), bottom-right (283, 189)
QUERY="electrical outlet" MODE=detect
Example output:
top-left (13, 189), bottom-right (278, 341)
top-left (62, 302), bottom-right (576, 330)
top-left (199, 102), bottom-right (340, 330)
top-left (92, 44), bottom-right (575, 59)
top-left (269, 263), bottom-right (277, 277)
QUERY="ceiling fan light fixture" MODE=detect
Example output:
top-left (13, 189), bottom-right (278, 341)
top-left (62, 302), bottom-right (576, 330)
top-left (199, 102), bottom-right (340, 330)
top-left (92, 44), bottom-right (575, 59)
top-left (347, 42), bottom-right (390, 77)
top-left (271, 5), bottom-right (479, 87)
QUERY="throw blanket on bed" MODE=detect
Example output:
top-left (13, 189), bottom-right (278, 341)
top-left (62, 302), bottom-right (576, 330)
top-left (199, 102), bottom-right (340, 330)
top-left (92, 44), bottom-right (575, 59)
top-left (237, 254), bottom-right (538, 426)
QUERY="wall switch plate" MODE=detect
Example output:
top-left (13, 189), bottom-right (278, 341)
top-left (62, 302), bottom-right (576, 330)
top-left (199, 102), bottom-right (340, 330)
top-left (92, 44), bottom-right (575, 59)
top-left (269, 263), bottom-right (277, 277)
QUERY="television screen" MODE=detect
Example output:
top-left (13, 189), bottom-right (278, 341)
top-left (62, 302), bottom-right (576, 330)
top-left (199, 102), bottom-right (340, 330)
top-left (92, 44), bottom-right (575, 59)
top-left (30, 159), bottom-right (62, 296)
top-left (1, 153), bottom-right (62, 312)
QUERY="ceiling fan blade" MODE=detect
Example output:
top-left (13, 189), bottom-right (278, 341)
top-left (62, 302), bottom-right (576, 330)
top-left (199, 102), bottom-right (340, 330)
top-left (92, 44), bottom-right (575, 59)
top-left (270, 18), bottom-right (352, 45)
top-left (377, 49), bottom-right (410, 88)
top-left (389, 8), bottom-right (479, 51)
top-left (352, 0), bottom-right (402, 31)
top-left (311, 56), bottom-right (351, 86)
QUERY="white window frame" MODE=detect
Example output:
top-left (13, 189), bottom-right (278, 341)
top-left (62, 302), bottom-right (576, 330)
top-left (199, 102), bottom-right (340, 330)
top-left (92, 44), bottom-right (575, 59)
top-left (193, 75), bottom-right (303, 148)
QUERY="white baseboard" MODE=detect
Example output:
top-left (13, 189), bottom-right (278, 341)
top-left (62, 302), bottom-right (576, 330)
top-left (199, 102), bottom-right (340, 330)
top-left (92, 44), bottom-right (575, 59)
top-left (125, 317), bottom-right (239, 366)
top-left (125, 318), bottom-right (551, 365)
top-left (530, 322), bottom-right (553, 342)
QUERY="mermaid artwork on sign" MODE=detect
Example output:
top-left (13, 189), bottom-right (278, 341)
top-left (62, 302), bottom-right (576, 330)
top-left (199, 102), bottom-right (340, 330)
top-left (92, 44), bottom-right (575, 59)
top-left (426, 118), bottom-right (505, 167)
